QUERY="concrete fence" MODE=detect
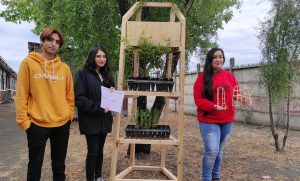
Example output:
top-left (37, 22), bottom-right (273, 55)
top-left (139, 65), bottom-right (300, 131)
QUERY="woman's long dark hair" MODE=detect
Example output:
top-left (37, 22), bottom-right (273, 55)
top-left (203, 48), bottom-right (225, 100)
top-left (84, 44), bottom-right (115, 87)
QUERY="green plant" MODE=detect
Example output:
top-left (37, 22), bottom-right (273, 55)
top-left (151, 109), bottom-right (160, 128)
top-left (136, 108), bottom-right (160, 129)
top-left (123, 36), bottom-right (171, 76)
top-left (136, 109), bottom-right (143, 128)
top-left (144, 109), bottom-right (151, 128)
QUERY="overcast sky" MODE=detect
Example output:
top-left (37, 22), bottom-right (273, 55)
top-left (217, 0), bottom-right (271, 67)
top-left (0, 1), bottom-right (271, 72)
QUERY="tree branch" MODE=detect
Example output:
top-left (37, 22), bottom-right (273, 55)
top-left (289, 35), bottom-right (300, 62)
top-left (117, 0), bottom-right (130, 16)
top-left (184, 0), bottom-right (195, 15)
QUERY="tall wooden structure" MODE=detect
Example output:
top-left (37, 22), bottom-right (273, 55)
top-left (110, 2), bottom-right (185, 181)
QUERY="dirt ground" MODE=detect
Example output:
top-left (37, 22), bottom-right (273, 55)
top-left (1, 102), bottom-right (299, 181)
top-left (64, 113), bottom-right (300, 181)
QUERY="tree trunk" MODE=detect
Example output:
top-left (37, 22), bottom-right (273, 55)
top-left (268, 87), bottom-right (280, 151)
top-left (280, 92), bottom-right (290, 152)
top-left (280, 62), bottom-right (292, 152)
top-left (151, 52), bottom-right (179, 114)
top-left (184, 0), bottom-right (195, 15)
top-left (118, 0), bottom-right (130, 16)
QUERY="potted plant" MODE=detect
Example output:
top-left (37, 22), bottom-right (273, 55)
top-left (123, 36), bottom-right (171, 91)
top-left (125, 109), bottom-right (171, 139)
top-left (123, 36), bottom-right (172, 139)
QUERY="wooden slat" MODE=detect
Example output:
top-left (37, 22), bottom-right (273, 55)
top-left (177, 16), bottom-right (186, 181)
top-left (124, 91), bottom-right (179, 99)
top-left (129, 144), bottom-right (135, 166)
top-left (131, 52), bottom-right (139, 122)
top-left (110, 112), bottom-right (121, 181)
top-left (142, 2), bottom-right (173, 8)
top-left (115, 166), bottom-right (176, 181)
top-left (172, 4), bottom-right (185, 21)
top-left (133, 165), bottom-right (162, 171)
top-left (160, 146), bottom-right (167, 168)
top-left (115, 166), bottom-right (133, 179)
top-left (162, 168), bottom-right (177, 181)
top-left (118, 136), bottom-right (179, 145)
top-left (122, 2), bottom-right (140, 22)
top-left (115, 179), bottom-right (175, 181)
top-left (126, 22), bottom-right (181, 47)
top-left (169, 5), bottom-right (176, 22)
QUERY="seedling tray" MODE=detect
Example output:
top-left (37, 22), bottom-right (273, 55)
top-left (125, 125), bottom-right (171, 139)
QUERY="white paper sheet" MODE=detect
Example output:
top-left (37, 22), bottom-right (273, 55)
top-left (100, 86), bottom-right (125, 113)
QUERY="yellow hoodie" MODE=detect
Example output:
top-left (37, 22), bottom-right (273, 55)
top-left (15, 52), bottom-right (75, 131)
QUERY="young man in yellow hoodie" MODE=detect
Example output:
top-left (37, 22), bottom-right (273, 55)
top-left (15, 27), bottom-right (74, 181)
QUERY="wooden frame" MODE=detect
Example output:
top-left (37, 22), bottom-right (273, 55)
top-left (110, 2), bottom-right (185, 181)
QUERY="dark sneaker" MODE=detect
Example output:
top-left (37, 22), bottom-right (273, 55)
top-left (96, 177), bottom-right (104, 181)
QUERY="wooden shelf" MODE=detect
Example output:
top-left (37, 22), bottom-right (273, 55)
top-left (118, 135), bottom-right (179, 145)
top-left (115, 166), bottom-right (177, 181)
top-left (111, 2), bottom-right (186, 180)
top-left (124, 91), bottom-right (180, 99)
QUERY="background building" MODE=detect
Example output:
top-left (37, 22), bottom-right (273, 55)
top-left (0, 56), bottom-right (17, 103)
top-left (28, 41), bottom-right (41, 52)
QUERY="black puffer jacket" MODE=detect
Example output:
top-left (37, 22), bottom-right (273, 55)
top-left (74, 68), bottom-right (115, 135)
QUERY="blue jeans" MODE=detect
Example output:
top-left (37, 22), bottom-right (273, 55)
top-left (199, 122), bottom-right (233, 181)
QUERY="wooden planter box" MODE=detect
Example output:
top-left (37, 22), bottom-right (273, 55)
top-left (125, 125), bottom-right (171, 139)
top-left (126, 21), bottom-right (182, 47)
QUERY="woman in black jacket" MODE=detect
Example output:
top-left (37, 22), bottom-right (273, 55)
top-left (74, 44), bottom-right (115, 181)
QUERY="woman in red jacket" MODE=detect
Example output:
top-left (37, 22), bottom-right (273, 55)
top-left (193, 48), bottom-right (249, 181)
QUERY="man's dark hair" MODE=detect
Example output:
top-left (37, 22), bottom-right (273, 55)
top-left (40, 27), bottom-right (64, 47)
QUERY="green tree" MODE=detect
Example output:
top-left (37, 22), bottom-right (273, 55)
top-left (259, 0), bottom-right (300, 152)
top-left (0, 0), bottom-right (241, 71)
top-left (0, 0), bottom-right (120, 71)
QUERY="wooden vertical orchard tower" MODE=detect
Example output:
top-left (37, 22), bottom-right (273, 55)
top-left (110, 2), bottom-right (185, 181)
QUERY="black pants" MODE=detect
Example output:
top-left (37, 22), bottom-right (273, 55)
top-left (85, 133), bottom-right (107, 181)
top-left (26, 121), bottom-right (71, 181)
